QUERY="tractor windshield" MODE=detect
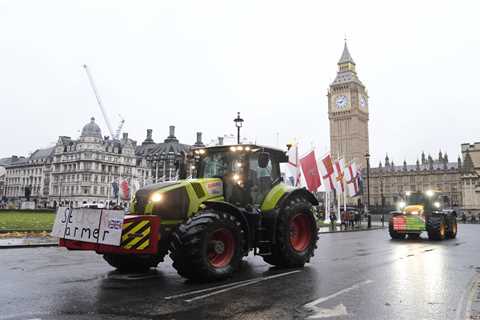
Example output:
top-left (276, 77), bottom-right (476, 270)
top-left (198, 151), bottom-right (245, 179)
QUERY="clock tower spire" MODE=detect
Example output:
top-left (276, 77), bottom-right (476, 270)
top-left (328, 41), bottom-right (370, 169)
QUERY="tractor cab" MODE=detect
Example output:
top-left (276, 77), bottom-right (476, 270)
top-left (398, 190), bottom-right (443, 216)
top-left (193, 145), bottom-right (288, 208)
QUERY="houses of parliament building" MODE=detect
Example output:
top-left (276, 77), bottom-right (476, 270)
top-left (328, 41), bottom-right (480, 212)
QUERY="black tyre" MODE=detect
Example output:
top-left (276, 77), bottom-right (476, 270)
top-left (103, 254), bottom-right (161, 273)
top-left (407, 233), bottom-right (421, 240)
top-left (262, 197), bottom-right (318, 267)
top-left (389, 221), bottom-right (406, 240)
top-left (427, 216), bottom-right (446, 241)
top-left (170, 210), bottom-right (245, 282)
top-left (446, 219), bottom-right (457, 239)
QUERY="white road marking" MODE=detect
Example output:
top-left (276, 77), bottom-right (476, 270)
top-left (304, 279), bottom-right (373, 307)
top-left (306, 304), bottom-right (348, 319)
top-left (303, 279), bottom-right (373, 319)
top-left (164, 278), bottom-right (260, 300)
top-left (165, 270), bottom-right (301, 303)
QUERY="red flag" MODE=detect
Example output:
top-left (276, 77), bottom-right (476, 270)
top-left (333, 158), bottom-right (346, 193)
top-left (319, 153), bottom-right (335, 191)
top-left (300, 151), bottom-right (321, 192)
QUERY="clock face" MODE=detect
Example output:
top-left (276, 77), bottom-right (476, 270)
top-left (360, 95), bottom-right (367, 109)
top-left (335, 95), bottom-right (348, 109)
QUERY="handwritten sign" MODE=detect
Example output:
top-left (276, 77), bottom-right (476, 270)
top-left (51, 207), bottom-right (125, 246)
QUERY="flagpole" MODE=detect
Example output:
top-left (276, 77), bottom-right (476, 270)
top-left (324, 191), bottom-right (330, 223)
top-left (337, 189), bottom-right (341, 224)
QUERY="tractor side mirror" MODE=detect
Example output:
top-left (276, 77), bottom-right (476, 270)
top-left (258, 152), bottom-right (270, 168)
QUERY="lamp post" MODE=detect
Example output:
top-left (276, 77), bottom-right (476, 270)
top-left (234, 112), bottom-right (244, 144)
top-left (365, 152), bottom-right (371, 215)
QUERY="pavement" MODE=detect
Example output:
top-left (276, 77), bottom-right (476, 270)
top-left (0, 224), bottom-right (478, 320)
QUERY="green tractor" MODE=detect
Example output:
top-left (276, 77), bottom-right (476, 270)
top-left (389, 190), bottom-right (458, 241)
top-left (60, 144), bottom-right (319, 281)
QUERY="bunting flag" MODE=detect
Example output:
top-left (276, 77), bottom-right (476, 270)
top-left (300, 150), bottom-right (322, 192)
top-left (333, 158), bottom-right (346, 193)
top-left (319, 153), bottom-right (336, 192)
top-left (287, 143), bottom-right (301, 187)
top-left (345, 162), bottom-right (360, 197)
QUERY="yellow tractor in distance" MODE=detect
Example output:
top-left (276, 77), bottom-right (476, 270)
top-left (389, 190), bottom-right (458, 240)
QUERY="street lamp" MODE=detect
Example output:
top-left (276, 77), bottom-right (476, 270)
top-left (364, 152), bottom-right (370, 214)
top-left (233, 112), bottom-right (244, 144)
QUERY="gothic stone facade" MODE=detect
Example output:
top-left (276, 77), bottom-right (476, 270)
top-left (461, 143), bottom-right (480, 211)
top-left (369, 152), bottom-right (462, 209)
top-left (328, 42), bottom-right (369, 169)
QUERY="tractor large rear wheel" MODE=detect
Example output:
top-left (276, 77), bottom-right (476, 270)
top-left (263, 197), bottom-right (318, 267)
top-left (170, 210), bottom-right (245, 282)
top-left (103, 254), bottom-right (161, 273)
top-left (427, 216), bottom-right (447, 241)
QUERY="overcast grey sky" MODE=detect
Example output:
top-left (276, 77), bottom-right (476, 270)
top-left (0, 0), bottom-right (479, 166)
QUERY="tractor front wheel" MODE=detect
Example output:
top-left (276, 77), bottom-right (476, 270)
top-left (170, 210), bottom-right (245, 282)
top-left (103, 254), bottom-right (161, 273)
top-left (427, 216), bottom-right (446, 241)
top-left (263, 197), bottom-right (318, 267)
top-left (446, 220), bottom-right (458, 239)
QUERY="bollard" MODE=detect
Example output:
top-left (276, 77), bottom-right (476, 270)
top-left (367, 214), bottom-right (372, 228)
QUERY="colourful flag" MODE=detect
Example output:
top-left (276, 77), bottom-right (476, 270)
top-left (119, 179), bottom-right (130, 200)
top-left (300, 150), bottom-right (322, 192)
top-left (287, 143), bottom-right (301, 187)
top-left (319, 153), bottom-right (336, 192)
top-left (345, 162), bottom-right (360, 197)
top-left (333, 158), bottom-right (346, 193)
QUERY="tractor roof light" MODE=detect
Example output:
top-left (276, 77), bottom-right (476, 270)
top-left (151, 193), bottom-right (163, 203)
top-left (245, 146), bottom-right (251, 151)
top-left (198, 149), bottom-right (206, 155)
top-left (230, 146), bottom-right (237, 152)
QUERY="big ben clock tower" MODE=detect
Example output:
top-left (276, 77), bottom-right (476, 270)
top-left (328, 41), bottom-right (370, 169)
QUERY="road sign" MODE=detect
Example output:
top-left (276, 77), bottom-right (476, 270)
top-left (51, 207), bottom-right (124, 246)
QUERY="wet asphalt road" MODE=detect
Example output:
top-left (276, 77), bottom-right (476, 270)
top-left (1, 225), bottom-right (479, 320)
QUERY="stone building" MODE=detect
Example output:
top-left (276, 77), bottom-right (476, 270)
top-left (3, 148), bottom-right (55, 207)
top-left (460, 143), bottom-right (480, 211)
top-left (135, 126), bottom-right (203, 186)
top-left (48, 117), bottom-right (138, 207)
top-left (328, 41), bottom-right (369, 169)
top-left (2, 119), bottom-right (203, 208)
top-left (368, 151), bottom-right (462, 209)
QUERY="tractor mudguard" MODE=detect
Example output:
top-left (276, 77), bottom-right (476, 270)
top-left (277, 188), bottom-right (319, 209)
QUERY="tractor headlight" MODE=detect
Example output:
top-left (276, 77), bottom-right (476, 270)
top-left (425, 190), bottom-right (434, 197)
top-left (434, 201), bottom-right (441, 209)
top-left (150, 193), bottom-right (163, 203)
top-left (398, 201), bottom-right (406, 210)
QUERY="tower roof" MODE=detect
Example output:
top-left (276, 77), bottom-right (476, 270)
top-left (80, 117), bottom-right (102, 139)
top-left (338, 41), bottom-right (355, 65)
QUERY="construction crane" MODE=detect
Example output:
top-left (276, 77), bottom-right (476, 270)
top-left (83, 64), bottom-right (125, 140)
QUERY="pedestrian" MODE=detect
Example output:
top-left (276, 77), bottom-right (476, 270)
top-left (330, 212), bottom-right (336, 231)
